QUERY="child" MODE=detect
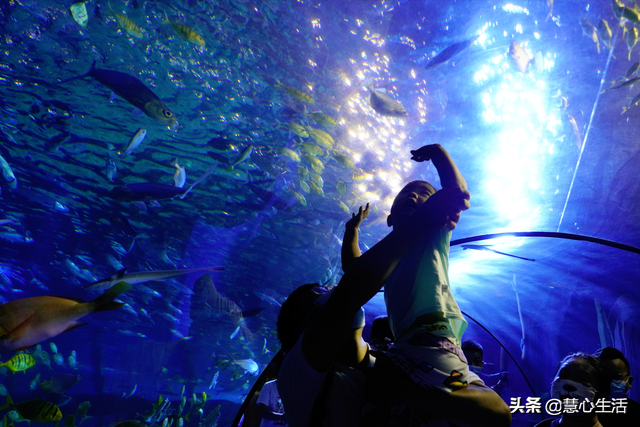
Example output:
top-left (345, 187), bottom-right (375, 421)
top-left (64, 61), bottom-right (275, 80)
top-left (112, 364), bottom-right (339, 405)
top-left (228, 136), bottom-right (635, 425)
top-left (380, 143), bottom-right (471, 394)
top-left (342, 144), bottom-right (476, 392)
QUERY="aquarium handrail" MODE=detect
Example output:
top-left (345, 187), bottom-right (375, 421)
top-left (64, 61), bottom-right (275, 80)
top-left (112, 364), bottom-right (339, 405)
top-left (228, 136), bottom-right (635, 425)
top-left (451, 231), bottom-right (640, 256)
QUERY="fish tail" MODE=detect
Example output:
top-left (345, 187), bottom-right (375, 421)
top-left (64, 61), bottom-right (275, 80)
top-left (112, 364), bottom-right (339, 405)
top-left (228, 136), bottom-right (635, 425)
top-left (91, 281), bottom-right (132, 312)
top-left (57, 61), bottom-right (96, 85)
top-left (362, 76), bottom-right (374, 90)
top-left (224, 166), bottom-right (234, 172)
top-left (180, 161), bottom-right (218, 199)
top-left (0, 394), bottom-right (12, 411)
top-left (622, 106), bottom-right (630, 114)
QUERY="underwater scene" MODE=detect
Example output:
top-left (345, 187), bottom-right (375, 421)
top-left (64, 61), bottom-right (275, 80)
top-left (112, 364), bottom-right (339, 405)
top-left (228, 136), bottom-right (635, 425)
top-left (1, 0), bottom-right (640, 426)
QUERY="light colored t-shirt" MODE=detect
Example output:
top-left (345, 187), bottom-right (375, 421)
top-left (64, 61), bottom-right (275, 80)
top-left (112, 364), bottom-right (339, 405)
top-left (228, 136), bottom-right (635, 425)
top-left (384, 227), bottom-right (467, 344)
top-left (277, 334), bottom-right (367, 427)
top-left (258, 380), bottom-right (288, 427)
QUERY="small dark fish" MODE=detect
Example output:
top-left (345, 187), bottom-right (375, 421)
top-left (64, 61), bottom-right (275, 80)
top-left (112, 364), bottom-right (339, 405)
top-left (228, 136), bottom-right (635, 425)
top-left (94, 4), bottom-right (102, 21)
top-left (109, 183), bottom-right (190, 203)
top-left (602, 75), bottom-right (640, 93)
top-left (206, 137), bottom-right (231, 150)
top-left (461, 244), bottom-right (535, 261)
top-left (424, 35), bottom-right (480, 70)
top-left (241, 307), bottom-right (265, 318)
top-left (626, 62), bottom-right (640, 78)
top-left (57, 61), bottom-right (177, 127)
top-left (108, 162), bottom-right (217, 203)
top-left (110, 211), bottom-right (137, 237)
top-left (45, 131), bottom-right (73, 152)
top-left (248, 185), bottom-right (291, 210)
top-left (38, 373), bottom-right (83, 394)
top-left (621, 92), bottom-right (640, 114)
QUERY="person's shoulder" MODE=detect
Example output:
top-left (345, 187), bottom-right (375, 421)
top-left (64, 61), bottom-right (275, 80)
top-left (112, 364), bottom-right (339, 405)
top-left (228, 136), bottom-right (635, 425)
top-left (263, 379), bottom-right (278, 388)
top-left (627, 397), bottom-right (640, 408)
top-left (624, 397), bottom-right (640, 418)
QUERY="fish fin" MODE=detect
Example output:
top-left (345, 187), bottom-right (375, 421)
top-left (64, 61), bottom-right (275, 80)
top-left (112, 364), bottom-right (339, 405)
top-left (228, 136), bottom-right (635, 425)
top-left (362, 76), bottom-right (374, 89)
top-left (180, 161), bottom-right (218, 199)
top-left (85, 268), bottom-right (128, 290)
top-left (133, 202), bottom-right (147, 212)
top-left (149, 201), bottom-right (161, 208)
top-left (224, 166), bottom-right (234, 172)
top-left (56, 60), bottom-right (96, 85)
top-left (115, 268), bottom-right (128, 279)
top-left (132, 107), bottom-right (143, 116)
top-left (162, 11), bottom-right (170, 25)
top-left (90, 281), bottom-right (132, 311)
top-left (241, 308), bottom-right (265, 318)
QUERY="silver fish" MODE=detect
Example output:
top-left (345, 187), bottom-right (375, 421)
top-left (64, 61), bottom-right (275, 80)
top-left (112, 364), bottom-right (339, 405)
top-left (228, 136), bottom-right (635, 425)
top-left (58, 62), bottom-right (178, 127)
top-left (363, 78), bottom-right (408, 117)
top-left (107, 159), bottom-right (117, 182)
top-left (0, 155), bottom-right (17, 190)
top-left (120, 128), bottom-right (147, 157)
top-left (225, 145), bottom-right (253, 172)
top-left (172, 158), bottom-right (186, 188)
top-left (85, 266), bottom-right (225, 291)
top-left (208, 371), bottom-right (219, 390)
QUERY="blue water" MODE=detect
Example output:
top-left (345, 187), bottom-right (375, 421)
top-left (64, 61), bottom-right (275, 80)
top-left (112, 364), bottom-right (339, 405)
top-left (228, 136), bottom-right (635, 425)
top-left (1, 0), bottom-right (639, 426)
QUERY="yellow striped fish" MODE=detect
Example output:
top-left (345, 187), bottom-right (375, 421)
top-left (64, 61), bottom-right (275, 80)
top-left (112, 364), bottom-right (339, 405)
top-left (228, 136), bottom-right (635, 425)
top-left (290, 191), bottom-right (307, 206)
top-left (288, 122), bottom-right (309, 138)
top-left (0, 395), bottom-right (62, 423)
top-left (108, 3), bottom-right (143, 39)
top-left (163, 12), bottom-right (205, 47)
top-left (275, 84), bottom-right (315, 103)
top-left (305, 126), bottom-right (334, 149)
top-left (0, 354), bottom-right (36, 373)
top-left (307, 112), bottom-right (337, 127)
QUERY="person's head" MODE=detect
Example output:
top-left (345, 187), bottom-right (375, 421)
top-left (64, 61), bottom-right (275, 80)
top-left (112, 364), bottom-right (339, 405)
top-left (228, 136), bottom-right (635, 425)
top-left (594, 347), bottom-right (634, 398)
top-left (387, 180), bottom-right (436, 228)
top-left (370, 315), bottom-right (393, 345)
top-left (277, 284), bottom-right (329, 352)
top-left (276, 284), bottom-right (365, 353)
top-left (551, 352), bottom-right (611, 411)
top-left (462, 340), bottom-right (484, 374)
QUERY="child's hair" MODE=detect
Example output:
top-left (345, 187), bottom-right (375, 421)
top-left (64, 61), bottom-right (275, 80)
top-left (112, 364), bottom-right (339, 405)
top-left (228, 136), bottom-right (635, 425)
top-left (277, 284), bottom-right (320, 352)
top-left (370, 315), bottom-right (393, 342)
top-left (556, 352), bottom-right (611, 400)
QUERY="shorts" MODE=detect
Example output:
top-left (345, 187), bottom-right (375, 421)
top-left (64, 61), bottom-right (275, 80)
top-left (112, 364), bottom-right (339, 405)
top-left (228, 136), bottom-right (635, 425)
top-left (384, 327), bottom-right (470, 393)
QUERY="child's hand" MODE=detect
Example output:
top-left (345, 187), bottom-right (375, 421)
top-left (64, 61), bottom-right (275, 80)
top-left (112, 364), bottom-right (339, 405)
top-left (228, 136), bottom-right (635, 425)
top-left (346, 203), bottom-right (370, 230)
top-left (410, 144), bottom-right (443, 162)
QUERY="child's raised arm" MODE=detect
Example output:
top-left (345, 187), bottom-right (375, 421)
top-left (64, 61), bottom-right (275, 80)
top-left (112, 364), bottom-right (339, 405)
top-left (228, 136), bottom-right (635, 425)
top-left (341, 203), bottom-right (369, 272)
top-left (410, 144), bottom-right (468, 191)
